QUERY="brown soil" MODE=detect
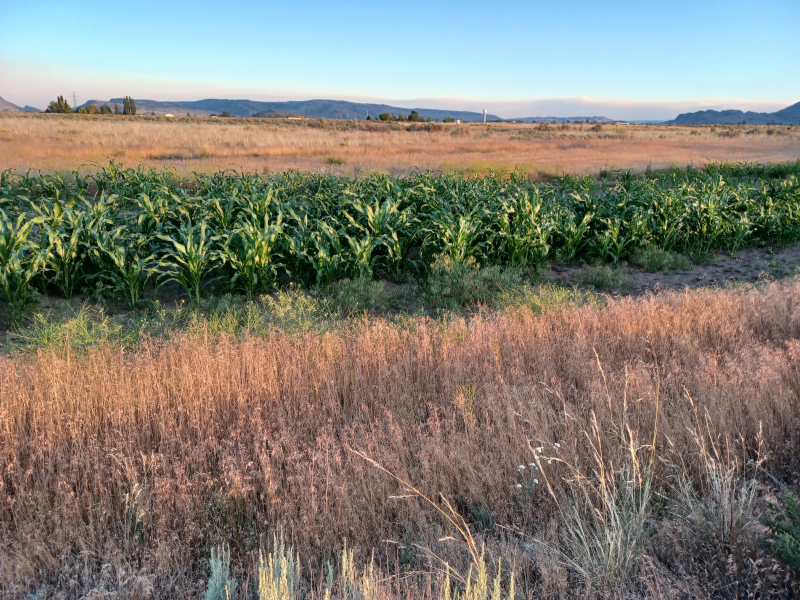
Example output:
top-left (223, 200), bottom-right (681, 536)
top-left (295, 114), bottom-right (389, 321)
top-left (545, 243), bottom-right (800, 294)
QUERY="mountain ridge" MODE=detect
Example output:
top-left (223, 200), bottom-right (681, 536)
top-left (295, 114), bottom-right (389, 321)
top-left (0, 96), bottom-right (41, 113)
top-left (668, 101), bottom-right (800, 125)
top-left (82, 98), bottom-right (505, 122)
top-left (78, 97), bottom-right (616, 123)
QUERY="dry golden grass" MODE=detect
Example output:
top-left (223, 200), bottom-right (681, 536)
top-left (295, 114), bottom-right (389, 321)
top-left (1, 113), bottom-right (799, 177)
top-left (2, 282), bottom-right (799, 598)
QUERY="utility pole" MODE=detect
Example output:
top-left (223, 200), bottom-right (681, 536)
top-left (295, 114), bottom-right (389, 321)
top-left (483, 109), bottom-right (487, 123)
top-left (72, 92), bottom-right (78, 108)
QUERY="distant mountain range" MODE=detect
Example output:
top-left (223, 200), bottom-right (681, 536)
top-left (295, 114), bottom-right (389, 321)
top-left (15, 95), bottom-right (797, 125)
top-left (668, 101), bottom-right (800, 125)
top-left (76, 98), bottom-right (503, 122)
top-left (0, 96), bottom-right (41, 113)
top-left (0, 94), bottom-right (632, 123)
top-left (70, 98), bottom-right (615, 123)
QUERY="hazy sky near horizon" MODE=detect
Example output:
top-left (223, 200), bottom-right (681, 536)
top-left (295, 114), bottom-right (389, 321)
top-left (1, 0), bottom-right (798, 120)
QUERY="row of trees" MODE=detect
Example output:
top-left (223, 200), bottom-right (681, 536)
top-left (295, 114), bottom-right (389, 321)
top-left (45, 95), bottom-right (136, 115)
top-left (371, 110), bottom-right (432, 122)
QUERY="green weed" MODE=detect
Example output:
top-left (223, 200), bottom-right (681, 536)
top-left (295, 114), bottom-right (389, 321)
top-left (577, 265), bottom-right (632, 290)
top-left (422, 256), bottom-right (522, 310)
top-left (630, 246), bottom-right (693, 272)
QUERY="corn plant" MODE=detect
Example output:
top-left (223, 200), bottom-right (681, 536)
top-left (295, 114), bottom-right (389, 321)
top-left (425, 209), bottom-right (485, 263)
top-left (217, 213), bottom-right (285, 300)
top-left (343, 197), bottom-right (403, 237)
top-left (343, 197), bottom-right (415, 280)
top-left (41, 207), bottom-right (89, 298)
top-left (97, 239), bottom-right (157, 309)
top-left (342, 232), bottom-right (378, 279)
top-left (135, 192), bottom-right (178, 236)
top-left (646, 191), bottom-right (684, 251)
top-left (496, 190), bottom-right (554, 269)
top-left (0, 210), bottom-right (35, 262)
top-left (383, 230), bottom-right (415, 282)
top-left (157, 221), bottom-right (215, 304)
top-left (208, 196), bottom-right (241, 231)
top-left (299, 220), bottom-right (345, 286)
top-left (594, 213), bottom-right (648, 266)
top-left (2, 160), bottom-right (800, 306)
top-left (1, 210), bottom-right (43, 313)
top-left (554, 208), bottom-right (593, 264)
top-left (0, 245), bottom-right (45, 320)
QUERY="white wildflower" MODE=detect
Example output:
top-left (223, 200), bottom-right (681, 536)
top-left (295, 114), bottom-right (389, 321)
top-left (516, 484), bottom-right (522, 488)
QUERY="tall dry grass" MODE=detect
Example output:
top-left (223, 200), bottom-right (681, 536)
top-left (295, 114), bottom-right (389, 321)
top-left (1, 113), bottom-right (799, 176)
top-left (1, 282), bottom-right (800, 598)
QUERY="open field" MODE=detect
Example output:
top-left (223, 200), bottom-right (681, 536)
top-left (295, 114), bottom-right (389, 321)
top-left (3, 161), bottom-right (800, 599)
top-left (2, 282), bottom-right (800, 599)
top-left (1, 113), bottom-right (799, 177)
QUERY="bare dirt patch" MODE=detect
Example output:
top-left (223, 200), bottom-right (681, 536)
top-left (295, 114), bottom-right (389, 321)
top-left (546, 243), bottom-right (800, 294)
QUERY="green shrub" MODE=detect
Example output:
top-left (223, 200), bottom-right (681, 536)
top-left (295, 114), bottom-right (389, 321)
top-left (577, 265), bottom-right (632, 290)
top-left (631, 246), bottom-right (692, 272)
top-left (764, 491), bottom-right (800, 576)
top-left (263, 286), bottom-right (332, 332)
top-left (423, 255), bottom-right (522, 310)
top-left (11, 304), bottom-right (135, 353)
top-left (204, 544), bottom-right (237, 600)
top-left (321, 276), bottom-right (389, 317)
top-left (500, 282), bottom-right (602, 314)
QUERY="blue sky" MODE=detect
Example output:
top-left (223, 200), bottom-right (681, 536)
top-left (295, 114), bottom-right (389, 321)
top-left (1, 0), bottom-right (798, 119)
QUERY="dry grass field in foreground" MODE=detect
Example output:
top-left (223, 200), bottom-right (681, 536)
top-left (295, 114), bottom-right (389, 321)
top-left (2, 282), bottom-right (800, 599)
top-left (1, 113), bottom-right (799, 177)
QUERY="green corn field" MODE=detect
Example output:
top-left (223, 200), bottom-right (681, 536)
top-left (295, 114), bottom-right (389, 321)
top-left (2, 160), bottom-right (800, 312)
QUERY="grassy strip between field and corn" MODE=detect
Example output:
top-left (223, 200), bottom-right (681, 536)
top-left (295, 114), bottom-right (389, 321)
top-left (1, 162), bottom-right (800, 599)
